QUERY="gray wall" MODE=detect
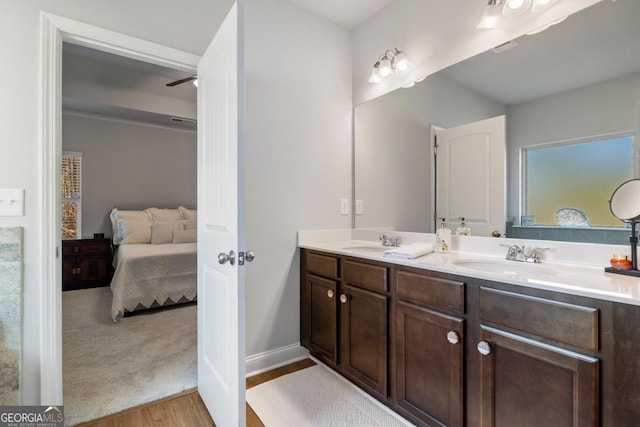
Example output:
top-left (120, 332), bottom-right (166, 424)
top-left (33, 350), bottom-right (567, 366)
top-left (62, 113), bottom-right (197, 238)
top-left (244, 0), bottom-right (352, 359)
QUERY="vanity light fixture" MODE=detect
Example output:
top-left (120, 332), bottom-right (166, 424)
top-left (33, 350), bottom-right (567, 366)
top-left (478, 0), bottom-right (561, 29)
top-left (368, 48), bottom-right (411, 83)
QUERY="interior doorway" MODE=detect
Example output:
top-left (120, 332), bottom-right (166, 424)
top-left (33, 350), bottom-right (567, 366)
top-left (40, 12), bottom-right (200, 405)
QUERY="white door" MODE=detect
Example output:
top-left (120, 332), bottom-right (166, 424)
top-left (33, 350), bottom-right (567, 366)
top-left (435, 115), bottom-right (506, 237)
top-left (197, 3), bottom-right (246, 426)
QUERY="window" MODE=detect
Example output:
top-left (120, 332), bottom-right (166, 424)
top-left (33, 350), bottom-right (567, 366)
top-left (522, 133), bottom-right (634, 227)
top-left (61, 152), bottom-right (82, 239)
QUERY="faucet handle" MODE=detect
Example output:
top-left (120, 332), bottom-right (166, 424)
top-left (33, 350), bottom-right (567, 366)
top-left (530, 247), bottom-right (550, 262)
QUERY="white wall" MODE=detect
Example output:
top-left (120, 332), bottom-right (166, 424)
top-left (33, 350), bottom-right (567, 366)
top-left (62, 114), bottom-right (197, 237)
top-left (244, 0), bottom-right (352, 358)
top-left (0, 0), bottom-right (231, 404)
top-left (352, 0), bottom-right (600, 105)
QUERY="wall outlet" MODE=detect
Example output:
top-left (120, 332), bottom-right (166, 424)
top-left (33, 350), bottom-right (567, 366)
top-left (340, 199), bottom-right (350, 215)
top-left (0, 189), bottom-right (24, 216)
top-left (355, 199), bottom-right (364, 215)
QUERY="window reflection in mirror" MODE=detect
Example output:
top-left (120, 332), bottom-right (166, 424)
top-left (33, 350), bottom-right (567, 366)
top-left (523, 133), bottom-right (634, 227)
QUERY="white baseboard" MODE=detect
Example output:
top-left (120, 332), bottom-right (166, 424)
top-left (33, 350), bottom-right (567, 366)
top-left (245, 342), bottom-right (310, 377)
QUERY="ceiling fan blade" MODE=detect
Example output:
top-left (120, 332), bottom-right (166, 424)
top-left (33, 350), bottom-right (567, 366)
top-left (166, 76), bottom-right (197, 87)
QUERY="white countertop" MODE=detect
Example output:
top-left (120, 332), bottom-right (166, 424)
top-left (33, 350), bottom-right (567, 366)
top-left (298, 230), bottom-right (640, 307)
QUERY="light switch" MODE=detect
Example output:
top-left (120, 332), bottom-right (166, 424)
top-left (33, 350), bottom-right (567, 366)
top-left (355, 199), bottom-right (364, 215)
top-left (340, 199), bottom-right (350, 215)
top-left (0, 189), bottom-right (25, 216)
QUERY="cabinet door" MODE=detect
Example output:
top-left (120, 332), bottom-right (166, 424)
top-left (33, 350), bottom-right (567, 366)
top-left (77, 256), bottom-right (110, 286)
top-left (396, 300), bottom-right (464, 427)
top-left (307, 274), bottom-right (338, 366)
top-left (479, 326), bottom-right (599, 427)
top-left (340, 284), bottom-right (388, 400)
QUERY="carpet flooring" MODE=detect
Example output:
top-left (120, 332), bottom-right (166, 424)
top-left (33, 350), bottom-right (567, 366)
top-left (62, 287), bottom-right (197, 426)
top-left (246, 364), bottom-right (413, 427)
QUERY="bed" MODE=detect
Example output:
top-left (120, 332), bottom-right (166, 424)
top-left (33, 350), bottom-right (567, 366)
top-left (109, 206), bottom-right (197, 322)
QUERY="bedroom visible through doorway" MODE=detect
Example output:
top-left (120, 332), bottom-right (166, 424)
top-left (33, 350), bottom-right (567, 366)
top-left (60, 41), bottom-right (199, 423)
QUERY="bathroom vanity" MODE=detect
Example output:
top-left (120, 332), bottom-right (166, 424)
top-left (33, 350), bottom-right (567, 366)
top-left (299, 234), bottom-right (640, 427)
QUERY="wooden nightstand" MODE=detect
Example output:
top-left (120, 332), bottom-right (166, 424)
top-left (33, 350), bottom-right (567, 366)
top-left (62, 238), bottom-right (113, 291)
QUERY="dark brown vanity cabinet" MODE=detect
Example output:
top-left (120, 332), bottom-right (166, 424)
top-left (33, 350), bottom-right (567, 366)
top-left (301, 251), bottom-right (340, 367)
top-left (476, 287), bottom-right (600, 427)
top-left (300, 248), bottom-right (640, 427)
top-left (340, 260), bottom-right (389, 400)
top-left (394, 270), bottom-right (465, 427)
top-left (301, 250), bottom-right (390, 400)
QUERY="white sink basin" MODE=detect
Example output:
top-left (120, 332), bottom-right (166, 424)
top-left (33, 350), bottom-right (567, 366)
top-left (342, 244), bottom-right (388, 253)
top-left (454, 260), bottom-right (560, 277)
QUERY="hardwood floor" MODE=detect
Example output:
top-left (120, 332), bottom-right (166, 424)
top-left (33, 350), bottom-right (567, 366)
top-left (75, 358), bottom-right (316, 427)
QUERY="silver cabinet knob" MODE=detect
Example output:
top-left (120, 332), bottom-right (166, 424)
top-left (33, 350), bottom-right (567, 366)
top-left (245, 250), bottom-right (255, 262)
top-left (327, 289), bottom-right (334, 298)
top-left (477, 341), bottom-right (491, 356)
top-left (340, 294), bottom-right (348, 304)
top-left (218, 250), bottom-right (236, 265)
top-left (447, 331), bottom-right (460, 345)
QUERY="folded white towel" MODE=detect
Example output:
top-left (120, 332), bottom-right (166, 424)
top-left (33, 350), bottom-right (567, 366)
top-left (383, 242), bottom-right (434, 259)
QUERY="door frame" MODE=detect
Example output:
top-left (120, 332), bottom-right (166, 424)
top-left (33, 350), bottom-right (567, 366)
top-left (39, 12), bottom-right (200, 403)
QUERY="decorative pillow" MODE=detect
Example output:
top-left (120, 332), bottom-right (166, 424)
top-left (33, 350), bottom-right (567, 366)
top-left (118, 218), bottom-right (152, 244)
top-left (178, 206), bottom-right (197, 221)
top-left (110, 209), bottom-right (150, 244)
top-left (182, 219), bottom-right (197, 230)
top-left (146, 207), bottom-right (182, 222)
top-left (151, 221), bottom-right (184, 244)
top-left (172, 229), bottom-right (197, 244)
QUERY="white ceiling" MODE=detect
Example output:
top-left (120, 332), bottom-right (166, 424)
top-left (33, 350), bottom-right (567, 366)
top-left (286, 0), bottom-right (394, 29)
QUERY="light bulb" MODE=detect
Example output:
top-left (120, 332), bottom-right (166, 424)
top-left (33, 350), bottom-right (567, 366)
top-left (192, 79), bottom-right (198, 87)
top-left (394, 51), bottom-right (409, 72)
top-left (502, 0), bottom-right (531, 17)
top-left (379, 57), bottom-right (393, 77)
top-left (368, 64), bottom-right (382, 83)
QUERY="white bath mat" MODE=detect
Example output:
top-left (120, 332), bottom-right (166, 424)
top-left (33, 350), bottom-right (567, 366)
top-left (246, 364), bottom-right (414, 427)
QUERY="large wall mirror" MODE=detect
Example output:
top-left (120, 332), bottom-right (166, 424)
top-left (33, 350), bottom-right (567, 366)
top-left (354, 0), bottom-right (640, 244)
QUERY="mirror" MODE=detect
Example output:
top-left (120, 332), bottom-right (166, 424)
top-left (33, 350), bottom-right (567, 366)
top-left (354, 0), bottom-right (640, 244)
top-left (610, 179), bottom-right (640, 222)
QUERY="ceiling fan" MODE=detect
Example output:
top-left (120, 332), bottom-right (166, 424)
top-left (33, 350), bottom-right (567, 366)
top-left (166, 75), bottom-right (198, 87)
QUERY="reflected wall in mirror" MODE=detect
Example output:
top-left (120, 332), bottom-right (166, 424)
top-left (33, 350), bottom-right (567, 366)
top-left (354, 0), bottom-right (640, 244)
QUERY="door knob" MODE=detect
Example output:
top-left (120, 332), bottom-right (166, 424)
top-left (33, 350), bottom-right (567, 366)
top-left (477, 341), bottom-right (491, 355)
top-left (447, 331), bottom-right (460, 345)
top-left (218, 250), bottom-right (236, 265)
top-left (245, 250), bottom-right (255, 262)
top-left (327, 289), bottom-right (334, 298)
top-left (340, 294), bottom-right (348, 304)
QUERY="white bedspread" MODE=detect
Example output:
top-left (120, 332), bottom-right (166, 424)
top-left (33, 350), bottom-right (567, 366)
top-left (110, 243), bottom-right (197, 322)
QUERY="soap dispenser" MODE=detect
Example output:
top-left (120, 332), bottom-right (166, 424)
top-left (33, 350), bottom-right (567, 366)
top-left (435, 217), bottom-right (452, 252)
top-left (456, 217), bottom-right (471, 236)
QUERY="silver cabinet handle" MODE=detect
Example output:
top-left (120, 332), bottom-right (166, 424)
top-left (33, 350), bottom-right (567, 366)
top-left (340, 294), bottom-right (348, 304)
top-left (218, 250), bottom-right (235, 265)
top-left (245, 250), bottom-right (255, 262)
top-left (477, 341), bottom-right (491, 355)
top-left (327, 289), bottom-right (334, 298)
top-left (447, 331), bottom-right (460, 345)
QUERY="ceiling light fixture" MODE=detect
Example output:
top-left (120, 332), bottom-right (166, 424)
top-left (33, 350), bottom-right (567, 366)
top-left (477, 0), bottom-right (562, 30)
top-left (368, 48), bottom-right (411, 84)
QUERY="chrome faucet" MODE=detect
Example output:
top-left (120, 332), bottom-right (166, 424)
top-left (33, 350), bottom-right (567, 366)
top-left (503, 244), bottom-right (548, 263)
top-left (379, 234), bottom-right (401, 247)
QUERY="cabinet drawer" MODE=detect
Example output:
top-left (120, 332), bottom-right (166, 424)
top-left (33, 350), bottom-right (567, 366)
top-left (343, 259), bottom-right (388, 293)
top-left (396, 270), bottom-right (465, 314)
top-left (306, 252), bottom-right (339, 279)
top-left (479, 287), bottom-right (599, 351)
